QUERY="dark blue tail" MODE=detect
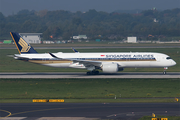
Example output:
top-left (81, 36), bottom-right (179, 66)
top-left (10, 32), bottom-right (38, 54)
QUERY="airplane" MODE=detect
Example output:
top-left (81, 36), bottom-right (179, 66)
top-left (10, 32), bottom-right (176, 75)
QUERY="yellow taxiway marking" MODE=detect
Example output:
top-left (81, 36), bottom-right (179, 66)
top-left (0, 109), bottom-right (12, 119)
top-left (0, 105), bottom-right (129, 118)
top-left (10, 107), bottom-right (67, 116)
top-left (1, 105), bottom-right (105, 117)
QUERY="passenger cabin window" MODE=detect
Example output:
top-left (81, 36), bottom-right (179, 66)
top-left (166, 57), bottom-right (171, 60)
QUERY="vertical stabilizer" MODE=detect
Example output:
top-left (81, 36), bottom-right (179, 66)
top-left (10, 32), bottom-right (38, 54)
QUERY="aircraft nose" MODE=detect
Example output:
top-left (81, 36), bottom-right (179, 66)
top-left (172, 60), bottom-right (176, 66)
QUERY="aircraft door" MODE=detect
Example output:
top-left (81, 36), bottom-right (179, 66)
top-left (156, 56), bottom-right (161, 62)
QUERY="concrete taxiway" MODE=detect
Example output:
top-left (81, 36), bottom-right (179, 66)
top-left (0, 103), bottom-right (179, 120)
top-left (0, 72), bottom-right (179, 78)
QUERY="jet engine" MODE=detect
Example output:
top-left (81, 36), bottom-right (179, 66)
top-left (102, 63), bottom-right (119, 73)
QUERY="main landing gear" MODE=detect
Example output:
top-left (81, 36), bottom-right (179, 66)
top-left (87, 71), bottom-right (99, 75)
top-left (163, 67), bottom-right (168, 75)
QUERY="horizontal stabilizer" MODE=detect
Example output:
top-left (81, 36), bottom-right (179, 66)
top-left (72, 48), bottom-right (79, 53)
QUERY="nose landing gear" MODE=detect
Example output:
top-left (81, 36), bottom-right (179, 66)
top-left (163, 67), bottom-right (168, 75)
top-left (163, 71), bottom-right (166, 75)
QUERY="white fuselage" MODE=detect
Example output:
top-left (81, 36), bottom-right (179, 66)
top-left (15, 52), bottom-right (176, 69)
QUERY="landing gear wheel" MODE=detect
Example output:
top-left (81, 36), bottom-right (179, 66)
top-left (87, 72), bottom-right (91, 75)
top-left (86, 71), bottom-right (99, 75)
top-left (163, 67), bottom-right (168, 75)
top-left (92, 71), bottom-right (99, 75)
top-left (163, 71), bottom-right (166, 75)
top-left (95, 71), bottom-right (99, 75)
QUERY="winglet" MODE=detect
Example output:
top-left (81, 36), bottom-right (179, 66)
top-left (72, 48), bottom-right (79, 53)
top-left (49, 52), bottom-right (59, 59)
top-left (10, 32), bottom-right (38, 54)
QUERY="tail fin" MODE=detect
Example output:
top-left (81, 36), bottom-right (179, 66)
top-left (10, 32), bottom-right (38, 54)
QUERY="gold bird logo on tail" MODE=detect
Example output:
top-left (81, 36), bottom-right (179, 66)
top-left (18, 38), bottom-right (31, 52)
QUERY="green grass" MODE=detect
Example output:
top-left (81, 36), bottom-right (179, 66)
top-left (0, 48), bottom-right (179, 72)
top-left (0, 78), bottom-right (179, 103)
top-left (139, 116), bottom-right (180, 120)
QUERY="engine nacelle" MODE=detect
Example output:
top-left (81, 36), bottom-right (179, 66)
top-left (102, 63), bottom-right (119, 73)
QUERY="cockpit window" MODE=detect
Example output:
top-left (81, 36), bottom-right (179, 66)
top-left (166, 57), bottom-right (172, 60)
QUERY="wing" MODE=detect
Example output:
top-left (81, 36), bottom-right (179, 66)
top-left (72, 59), bottom-right (102, 67)
top-left (49, 53), bottom-right (102, 67)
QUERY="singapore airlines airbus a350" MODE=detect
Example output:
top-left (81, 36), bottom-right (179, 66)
top-left (10, 32), bottom-right (176, 75)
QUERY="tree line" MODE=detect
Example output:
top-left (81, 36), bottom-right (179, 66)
top-left (0, 8), bottom-right (180, 41)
